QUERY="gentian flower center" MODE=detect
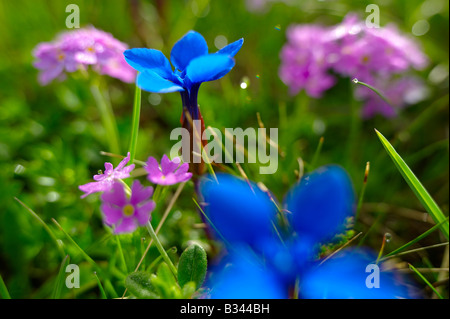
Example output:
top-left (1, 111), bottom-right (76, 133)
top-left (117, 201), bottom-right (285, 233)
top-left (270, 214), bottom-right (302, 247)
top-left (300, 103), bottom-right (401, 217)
top-left (122, 204), bottom-right (135, 217)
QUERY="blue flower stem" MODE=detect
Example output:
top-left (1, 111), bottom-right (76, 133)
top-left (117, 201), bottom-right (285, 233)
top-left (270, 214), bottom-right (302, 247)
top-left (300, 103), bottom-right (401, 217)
top-left (90, 79), bottom-right (121, 160)
top-left (145, 221), bottom-right (178, 279)
top-left (128, 84), bottom-right (141, 164)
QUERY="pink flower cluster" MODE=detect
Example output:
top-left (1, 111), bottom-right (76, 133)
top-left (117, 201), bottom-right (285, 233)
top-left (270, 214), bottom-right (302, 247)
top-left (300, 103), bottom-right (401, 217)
top-left (279, 14), bottom-right (429, 118)
top-left (32, 26), bottom-right (136, 85)
top-left (79, 153), bottom-right (192, 234)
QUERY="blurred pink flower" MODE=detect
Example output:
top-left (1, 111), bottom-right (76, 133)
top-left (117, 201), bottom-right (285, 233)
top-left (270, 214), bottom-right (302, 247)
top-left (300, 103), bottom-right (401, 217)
top-left (32, 26), bottom-right (136, 85)
top-left (279, 25), bottom-right (337, 98)
top-left (279, 13), bottom-right (429, 118)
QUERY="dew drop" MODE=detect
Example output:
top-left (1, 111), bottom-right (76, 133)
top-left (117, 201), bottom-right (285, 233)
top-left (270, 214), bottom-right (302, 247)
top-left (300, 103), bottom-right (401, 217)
top-left (240, 76), bottom-right (250, 89)
top-left (384, 233), bottom-right (392, 243)
top-left (274, 24), bottom-right (281, 31)
top-left (352, 78), bottom-right (359, 84)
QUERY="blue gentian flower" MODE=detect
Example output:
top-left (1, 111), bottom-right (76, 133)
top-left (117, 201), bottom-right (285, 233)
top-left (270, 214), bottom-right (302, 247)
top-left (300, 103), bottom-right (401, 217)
top-left (124, 31), bottom-right (243, 122)
top-left (199, 165), bottom-right (415, 299)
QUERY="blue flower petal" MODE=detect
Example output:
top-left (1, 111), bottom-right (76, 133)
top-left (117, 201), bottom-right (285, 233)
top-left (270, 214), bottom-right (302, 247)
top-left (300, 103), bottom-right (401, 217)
top-left (186, 54), bottom-right (235, 84)
top-left (284, 165), bottom-right (355, 243)
top-left (124, 48), bottom-right (173, 78)
top-left (137, 70), bottom-right (184, 93)
top-left (199, 173), bottom-right (278, 247)
top-left (208, 248), bottom-right (288, 299)
top-left (170, 31), bottom-right (208, 72)
top-left (217, 38), bottom-right (244, 57)
top-left (300, 249), bottom-right (415, 299)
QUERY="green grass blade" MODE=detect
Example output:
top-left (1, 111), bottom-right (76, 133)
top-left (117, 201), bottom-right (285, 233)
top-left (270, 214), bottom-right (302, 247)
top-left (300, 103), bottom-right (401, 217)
top-left (383, 217), bottom-right (449, 259)
top-left (90, 81), bottom-right (121, 157)
top-left (353, 79), bottom-right (391, 106)
top-left (51, 255), bottom-right (70, 299)
top-left (356, 161), bottom-right (370, 220)
top-left (14, 197), bottom-right (65, 258)
top-left (192, 197), bottom-right (231, 248)
top-left (93, 271), bottom-right (108, 299)
top-left (309, 136), bottom-right (324, 170)
top-left (0, 272), bottom-right (11, 299)
top-left (375, 129), bottom-right (449, 240)
top-left (408, 263), bottom-right (444, 299)
top-left (128, 84), bottom-right (141, 164)
top-left (51, 218), bottom-right (98, 269)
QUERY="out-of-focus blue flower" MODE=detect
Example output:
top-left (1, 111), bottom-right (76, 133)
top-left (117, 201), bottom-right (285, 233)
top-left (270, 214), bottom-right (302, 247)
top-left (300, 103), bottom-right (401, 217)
top-left (207, 247), bottom-right (288, 299)
top-left (199, 165), bottom-right (415, 299)
top-left (200, 173), bottom-right (277, 248)
top-left (300, 249), bottom-right (411, 299)
top-left (284, 165), bottom-right (355, 243)
top-left (124, 31), bottom-right (243, 121)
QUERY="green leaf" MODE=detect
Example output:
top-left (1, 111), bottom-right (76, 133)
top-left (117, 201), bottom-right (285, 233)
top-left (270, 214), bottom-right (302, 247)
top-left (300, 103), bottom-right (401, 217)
top-left (177, 243), bottom-right (208, 290)
top-left (124, 271), bottom-right (159, 299)
top-left (151, 263), bottom-right (181, 299)
top-left (181, 281), bottom-right (197, 299)
top-left (375, 129), bottom-right (449, 240)
top-left (156, 262), bottom-right (177, 287)
top-left (0, 272), bottom-right (11, 299)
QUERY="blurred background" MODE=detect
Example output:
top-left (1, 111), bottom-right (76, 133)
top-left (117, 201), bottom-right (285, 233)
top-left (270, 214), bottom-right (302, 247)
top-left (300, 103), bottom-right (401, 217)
top-left (0, 0), bottom-right (448, 298)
